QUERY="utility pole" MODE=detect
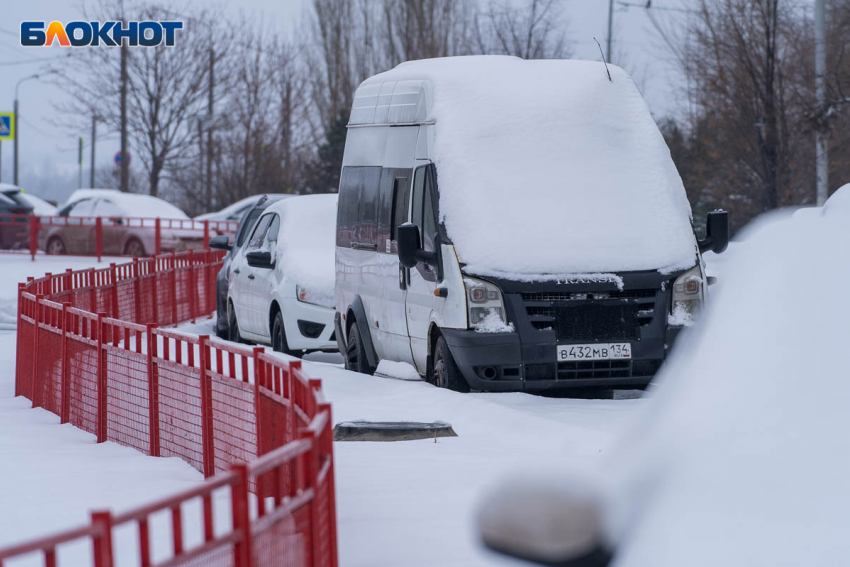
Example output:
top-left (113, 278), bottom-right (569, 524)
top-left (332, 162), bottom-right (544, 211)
top-left (607, 0), bottom-right (615, 63)
top-left (206, 46), bottom-right (214, 208)
top-left (815, 0), bottom-right (828, 206)
top-left (120, 3), bottom-right (129, 193)
top-left (90, 113), bottom-right (97, 188)
top-left (78, 137), bottom-right (84, 189)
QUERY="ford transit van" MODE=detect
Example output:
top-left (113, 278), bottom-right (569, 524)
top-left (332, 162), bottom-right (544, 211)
top-left (334, 56), bottom-right (727, 392)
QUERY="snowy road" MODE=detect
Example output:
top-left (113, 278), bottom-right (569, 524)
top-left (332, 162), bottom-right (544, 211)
top-left (0, 248), bottom-right (737, 565)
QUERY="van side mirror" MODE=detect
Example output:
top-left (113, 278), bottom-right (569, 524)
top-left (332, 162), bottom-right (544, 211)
top-left (698, 210), bottom-right (729, 254)
top-left (209, 234), bottom-right (231, 251)
top-left (397, 223), bottom-right (436, 269)
top-left (478, 477), bottom-right (611, 566)
top-left (246, 249), bottom-right (274, 269)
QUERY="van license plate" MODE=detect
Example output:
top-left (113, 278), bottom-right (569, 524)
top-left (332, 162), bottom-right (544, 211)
top-left (558, 343), bottom-right (632, 361)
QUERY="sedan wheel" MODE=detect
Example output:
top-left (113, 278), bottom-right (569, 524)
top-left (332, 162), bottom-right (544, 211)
top-left (227, 304), bottom-right (242, 343)
top-left (46, 237), bottom-right (66, 255)
top-left (123, 238), bottom-right (146, 258)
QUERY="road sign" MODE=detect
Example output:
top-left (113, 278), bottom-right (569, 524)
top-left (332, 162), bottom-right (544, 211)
top-left (114, 151), bottom-right (131, 167)
top-left (0, 113), bottom-right (14, 141)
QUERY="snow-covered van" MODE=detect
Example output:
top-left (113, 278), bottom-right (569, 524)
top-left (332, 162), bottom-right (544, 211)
top-left (333, 56), bottom-right (728, 392)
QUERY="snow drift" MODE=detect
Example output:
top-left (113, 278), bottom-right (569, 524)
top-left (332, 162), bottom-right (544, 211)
top-left (361, 56), bottom-right (697, 277)
top-left (600, 184), bottom-right (850, 566)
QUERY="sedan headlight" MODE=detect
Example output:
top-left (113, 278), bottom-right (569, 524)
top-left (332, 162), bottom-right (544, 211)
top-left (670, 265), bottom-right (704, 326)
top-left (464, 277), bottom-right (512, 332)
top-left (296, 285), bottom-right (334, 308)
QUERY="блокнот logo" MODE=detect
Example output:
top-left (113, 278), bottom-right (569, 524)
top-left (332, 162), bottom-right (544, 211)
top-left (20, 21), bottom-right (183, 47)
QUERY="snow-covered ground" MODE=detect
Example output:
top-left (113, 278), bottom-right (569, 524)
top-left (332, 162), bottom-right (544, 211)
top-left (0, 249), bottom-right (733, 566)
top-left (0, 254), bottom-right (123, 329)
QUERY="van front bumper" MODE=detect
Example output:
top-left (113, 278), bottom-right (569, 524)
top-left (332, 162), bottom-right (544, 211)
top-left (441, 326), bottom-right (682, 392)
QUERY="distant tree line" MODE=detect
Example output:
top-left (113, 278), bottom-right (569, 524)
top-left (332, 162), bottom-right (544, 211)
top-left (52, 0), bottom-right (850, 233)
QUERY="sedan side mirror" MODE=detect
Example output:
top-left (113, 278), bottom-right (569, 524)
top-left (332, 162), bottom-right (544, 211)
top-left (397, 223), bottom-right (436, 269)
top-left (209, 234), bottom-right (232, 251)
top-left (698, 210), bottom-right (729, 254)
top-left (246, 249), bottom-right (274, 269)
top-left (478, 477), bottom-right (611, 567)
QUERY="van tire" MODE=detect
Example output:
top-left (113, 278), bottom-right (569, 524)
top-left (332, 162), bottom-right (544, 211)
top-left (271, 311), bottom-right (297, 356)
top-left (431, 336), bottom-right (470, 392)
top-left (345, 325), bottom-right (376, 375)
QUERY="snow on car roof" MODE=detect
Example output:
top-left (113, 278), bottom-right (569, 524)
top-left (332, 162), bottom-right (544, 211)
top-left (195, 193), bottom-right (295, 220)
top-left (600, 204), bottom-right (850, 565)
top-left (64, 189), bottom-right (188, 219)
top-left (358, 56), bottom-right (697, 276)
top-left (265, 194), bottom-right (338, 296)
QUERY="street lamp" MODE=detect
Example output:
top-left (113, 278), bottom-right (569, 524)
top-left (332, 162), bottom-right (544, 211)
top-left (14, 71), bottom-right (55, 186)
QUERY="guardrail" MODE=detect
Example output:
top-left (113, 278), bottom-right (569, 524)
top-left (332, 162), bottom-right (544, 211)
top-left (1, 250), bottom-right (338, 567)
top-left (0, 214), bottom-right (239, 261)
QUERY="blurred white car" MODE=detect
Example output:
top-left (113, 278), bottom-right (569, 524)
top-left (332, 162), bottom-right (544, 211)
top-left (195, 193), bottom-right (295, 222)
top-left (480, 185), bottom-right (850, 566)
top-left (226, 194), bottom-right (337, 355)
top-left (41, 189), bottom-right (201, 256)
top-left (19, 192), bottom-right (57, 216)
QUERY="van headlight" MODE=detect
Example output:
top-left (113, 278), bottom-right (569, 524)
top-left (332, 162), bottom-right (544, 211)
top-left (464, 277), bottom-right (511, 331)
top-left (296, 285), bottom-right (334, 308)
top-left (670, 265), bottom-right (704, 326)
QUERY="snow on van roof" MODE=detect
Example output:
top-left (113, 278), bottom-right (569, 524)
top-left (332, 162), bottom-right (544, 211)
top-left (359, 56), bottom-right (697, 276)
top-left (266, 194), bottom-right (338, 299)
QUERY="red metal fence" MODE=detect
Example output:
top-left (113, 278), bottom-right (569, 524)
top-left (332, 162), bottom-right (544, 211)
top-left (0, 214), bottom-right (239, 260)
top-left (0, 250), bottom-right (338, 567)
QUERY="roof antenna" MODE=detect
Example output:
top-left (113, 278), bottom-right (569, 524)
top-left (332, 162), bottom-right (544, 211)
top-left (593, 37), bottom-right (612, 82)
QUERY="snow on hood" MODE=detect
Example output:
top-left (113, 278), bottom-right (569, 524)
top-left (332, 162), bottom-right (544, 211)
top-left (361, 56), bottom-right (696, 277)
top-left (600, 206), bottom-right (850, 565)
top-left (21, 194), bottom-right (57, 216)
top-left (266, 194), bottom-right (337, 300)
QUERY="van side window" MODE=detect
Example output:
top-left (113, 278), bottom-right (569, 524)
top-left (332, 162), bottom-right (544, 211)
top-left (337, 166), bottom-right (382, 249)
top-left (391, 177), bottom-right (410, 240)
top-left (412, 166), bottom-right (437, 252)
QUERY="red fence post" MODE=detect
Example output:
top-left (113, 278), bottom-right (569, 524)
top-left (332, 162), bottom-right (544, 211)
top-left (230, 463), bottom-right (253, 567)
top-left (151, 259), bottom-right (160, 325)
top-left (147, 324), bottom-right (160, 457)
top-left (203, 220), bottom-right (210, 250)
top-left (29, 214), bottom-right (38, 261)
top-left (300, 427), bottom-right (322, 567)
top-left (31, 294), bottom-right (45, 408)
top-left (110, 263), bottom-right (119, 319)
top-left (253, 347), bottom-right (265, 458)
top-left (169, 253), bottom-right (177, 325)
top-left (15, 283), bottom-right (24, 398)
top-left (60, 302), bottom-right (70, 424)
top-left (95, 217), bottom-right (103, 263)
top-left (320, 403), bottom-right (339, 567)
top-left (155, 218), bottom-right (161, 256)
top-left (133, 258), bottom-right (141, 323)
top-left (198, 335), bottom-right (214, 478)
top-left (90, 511), bottom-right (114, 567)
top-left (189, 250), bottom-right (197, 323)
top-left (96, 312), bottom-right (107, 443)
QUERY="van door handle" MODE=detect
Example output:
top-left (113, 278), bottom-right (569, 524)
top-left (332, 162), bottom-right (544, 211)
top-left (351, 242), bottom-right (377, 251)
top-left (248, 273), bottom-right (255, 280)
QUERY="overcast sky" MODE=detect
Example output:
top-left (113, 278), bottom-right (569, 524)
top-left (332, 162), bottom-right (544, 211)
top-left (1, 0), bottom-right (690, 204)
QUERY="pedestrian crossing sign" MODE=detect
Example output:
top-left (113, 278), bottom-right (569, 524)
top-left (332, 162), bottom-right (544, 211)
top-left (0, 113), bottom-right (13, 141)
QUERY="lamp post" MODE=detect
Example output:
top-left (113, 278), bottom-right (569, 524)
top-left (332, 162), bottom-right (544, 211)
top-left (14, 72), bottom-right (52, 186)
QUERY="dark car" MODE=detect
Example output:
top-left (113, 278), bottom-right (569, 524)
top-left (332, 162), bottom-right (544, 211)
top-left (0, 184), bottom-right (34, 250)
top-left (209, 195), bottom-right (287, 338)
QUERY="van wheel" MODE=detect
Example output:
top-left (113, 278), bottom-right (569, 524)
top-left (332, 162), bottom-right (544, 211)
top-left (431, 336), bottom-right (470, 392)
top-left (345, 324), bottom-right (375, 375)
top-left (227, 303), bottom-right (243, 344)
top-left (272, 311), bottom-right (298, 356)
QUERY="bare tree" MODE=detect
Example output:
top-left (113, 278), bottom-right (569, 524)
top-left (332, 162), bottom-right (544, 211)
top-left (473, 0), bottom-right (570, 59)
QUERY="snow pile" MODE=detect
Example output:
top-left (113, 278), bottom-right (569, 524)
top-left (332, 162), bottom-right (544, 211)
top-left (362, 56), bottom-right (696, 277)
top-left (21, 193), bottom-right (57, 216)
top-left (666, 303), bottom-right (694, 327)
top-left (375, 360), bottom-right (422, 381)
top-left (267, 194), bottom-right (338, 301)
top-left (599, 203), bottom-right (850, 566)
top-left (475, 308), bottom-right (515, 334)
